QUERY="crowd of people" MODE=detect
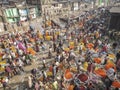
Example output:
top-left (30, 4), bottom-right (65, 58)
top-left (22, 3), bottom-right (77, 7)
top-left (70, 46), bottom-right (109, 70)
top-left (0, 7), bottom-right (120, 90)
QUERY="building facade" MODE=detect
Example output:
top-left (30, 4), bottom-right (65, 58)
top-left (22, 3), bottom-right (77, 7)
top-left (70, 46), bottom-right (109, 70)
top-left (0, 0), bottom-right (42, 32)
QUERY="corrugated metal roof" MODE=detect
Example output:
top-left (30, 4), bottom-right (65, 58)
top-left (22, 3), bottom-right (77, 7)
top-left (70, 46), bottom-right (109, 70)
top-left (110, 7), bottom-right (120, 13)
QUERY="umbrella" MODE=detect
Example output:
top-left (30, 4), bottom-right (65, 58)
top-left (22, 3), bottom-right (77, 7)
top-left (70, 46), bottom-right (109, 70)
top-left (79, 42), bottom-right (84, 46)
top-left (0, 67), bottom-right (5, 72)
top-left (55, 31), bottom-right (60, 35)
top-left (64, 72), bottom-right (73, 80)
top-left (108, 54), bottom-right (115, 59)
top-left (87, 43), bottom-right (94, 49)
top-left (94, 68), bottom-right (107, 78)
top-left (46, 71), bottom-right (52, 77)
top-left (65, 69), bottom-right (70, 74)
top-left (0, 60), bottom-right (6, 65)
top-left (38, 33), bottom-right (43, 39)
top-left (70, 46), bottom-right (74, 49)
top-left (105, 62), bottom-right (116, 71)
top-left (0, 63), bottom-right (6, 72)
top-left (83, 62), bottom-right (88, 71)
top-left (0, 55), bottom-right (3, 60)
top-left (112, 80), bottom-right (120, 88)
top-left (10, 46), bottom-right (16, 52)
top-left (45, 36), bottom-right (51, 41)
top-left (27, 48), bottom-right (36, 55)
top-left (94, 58), bottom-right (101, 64)
top-left (69, 42), bottom-right (74, 46)
top-left (95, 31), bottom-right (99, 38)
top-left (64, 48), bottom-right (70, 52)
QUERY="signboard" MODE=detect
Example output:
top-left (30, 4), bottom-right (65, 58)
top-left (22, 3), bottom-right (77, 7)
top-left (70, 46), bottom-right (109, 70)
top-left (5, 9), bottom-right (12, 17)
top-left (19, 9), bottom-right (27, 16)
top-left (12, 8), bottom-right (19, 17)
top-left (30, 8), bottom-right (36, 19)
top-left (5, 8), bottom-right (19, 17)
top-left (19, 9), bottom-right (28, 21)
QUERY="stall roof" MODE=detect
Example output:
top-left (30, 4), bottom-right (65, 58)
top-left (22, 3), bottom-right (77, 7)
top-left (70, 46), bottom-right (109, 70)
top-left (110, 6), bottom-right (120, 13)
